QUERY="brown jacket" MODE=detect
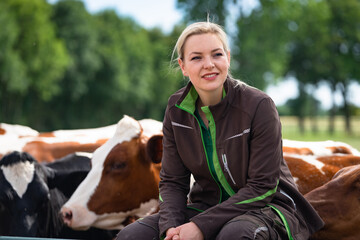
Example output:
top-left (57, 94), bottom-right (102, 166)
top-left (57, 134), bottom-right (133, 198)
top-left (159, 77), bottom-right (323, 239)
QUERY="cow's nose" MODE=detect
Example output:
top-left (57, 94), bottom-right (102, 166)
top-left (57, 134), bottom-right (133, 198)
top-left (61, 207), bottom-right (73, 226)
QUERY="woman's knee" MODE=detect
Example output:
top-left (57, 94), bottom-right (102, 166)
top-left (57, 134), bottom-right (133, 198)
top-left (116, 221), bottom-right (158, 240)
top-left (216, 214), bottom-right (270, 240)
top-left (115, 222), bottom-right (138, 240)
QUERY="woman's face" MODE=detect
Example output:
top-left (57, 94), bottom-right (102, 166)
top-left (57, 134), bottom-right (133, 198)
top-left (178, 33), bottom-right (230, 99)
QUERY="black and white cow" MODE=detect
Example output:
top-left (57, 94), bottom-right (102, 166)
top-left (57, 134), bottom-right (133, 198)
top-left (0, 151), bottom-right (116, 239)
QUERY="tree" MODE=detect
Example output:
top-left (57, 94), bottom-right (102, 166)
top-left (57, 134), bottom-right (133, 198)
top-left (91, 11), bottom-right (184, 123)
top-left (0, 0), bottom-right (69, 128)
top-left (49, 0), bottom-right (101, 129)
top-left (284, 0), bottom-right (331, 133)
top-left (286, 0), bottom-right (360, 134)
top-left (176, 0), bottom-right (229, 26)
top-left (285, 83), bottom-right (321, 134)
top-left (233, 0), bottom-right (360, 135)
top-left (232, 0), bottom-right (294, 90)
top-left (323, 0), bottom-right (360, 134)
top-left (89, 10), bottom-right (154, 124)
top-left (145, 26), bottom-right (186, 120)
top-left (0, 1), bottom-right (25, 121)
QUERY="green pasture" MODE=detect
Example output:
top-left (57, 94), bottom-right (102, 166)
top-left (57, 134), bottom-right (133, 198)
top-left (280, 116), bottom-right (360, 151)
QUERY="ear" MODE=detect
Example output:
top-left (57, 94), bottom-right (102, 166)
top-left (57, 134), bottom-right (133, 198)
top-left (146, 134), bottom-right (163, 164)
top-left (47, 168), bottom-right (90, 198)
top-left (46, 155), bottom-right (91, 198)
top-left (178, 58), bottom-right (188, 77)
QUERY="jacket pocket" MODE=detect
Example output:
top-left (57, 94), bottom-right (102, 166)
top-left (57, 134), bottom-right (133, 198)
top-left (221, 153), bottom-right (236, 185)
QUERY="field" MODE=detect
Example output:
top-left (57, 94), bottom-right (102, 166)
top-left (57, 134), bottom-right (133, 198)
top-left (280, 116), bottom-right (360, 151)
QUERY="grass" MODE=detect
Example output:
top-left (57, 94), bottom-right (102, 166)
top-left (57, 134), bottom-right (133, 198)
top-left (280, 115), bottom-right (360, 151)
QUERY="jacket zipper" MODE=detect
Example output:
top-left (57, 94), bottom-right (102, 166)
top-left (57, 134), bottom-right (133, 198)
top-left (176, 104), bottom-right (224, 203)
top-left (222, 154), bottom-right (236, 185)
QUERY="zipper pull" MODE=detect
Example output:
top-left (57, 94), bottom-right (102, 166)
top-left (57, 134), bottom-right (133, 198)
top-left (222, 154), bottom-right (236, 185)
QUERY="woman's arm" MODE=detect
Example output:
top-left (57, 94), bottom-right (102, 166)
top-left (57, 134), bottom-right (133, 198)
top-left (158, 106), bottom-right (192, 237)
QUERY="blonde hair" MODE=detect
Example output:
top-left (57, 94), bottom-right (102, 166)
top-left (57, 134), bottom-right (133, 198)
top-left (172, 21), bottom-right (230, 62)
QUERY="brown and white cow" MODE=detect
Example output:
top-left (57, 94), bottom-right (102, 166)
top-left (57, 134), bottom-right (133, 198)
top-left (283, 139), bottom-right (360, 194)
top-left (60, 118), bottom-right (360, 231)
top-left (305, 164), bottom-right (360, 240)
top-left (0, 123), bottom-right (39, 160)
top-left (60, 115), bottom-right (163, 230)
top-left (0, 123), bottom-right (116, 162)
top-left (0, 123), bottom-right (39, 137)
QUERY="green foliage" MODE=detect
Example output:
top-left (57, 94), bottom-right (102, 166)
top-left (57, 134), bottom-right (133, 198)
top-left (232, 0), bottom-right (293, 89)
top-left (0, 1), bottom-right (25, 93)
top-left (285, 86), bottom-right (320, 118)
top-left (0, 0), bottom-right (69, 127)
top-left (284, 0), bottom-right (360, 133)
top-left (51, 0), bottom-right (100, 99)
top-left (1, 0), bottom-right (359, 134)
top-left (0, 0), bottom-right (185, 130)
top-left (231, 0), bottom-right (360, 133)
top-left (6, 0), bottom-right (69, 100)
top-left (46, 0), bottom-right (101, 128)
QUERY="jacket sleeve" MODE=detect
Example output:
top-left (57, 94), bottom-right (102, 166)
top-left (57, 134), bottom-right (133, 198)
top-left (158, 105), bottom-right (191, 237)
top-left (190, 98), bottom-right (283, 239)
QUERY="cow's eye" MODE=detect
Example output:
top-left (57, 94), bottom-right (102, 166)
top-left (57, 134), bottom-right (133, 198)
top-left (111, 162), bottom-right (127, 170)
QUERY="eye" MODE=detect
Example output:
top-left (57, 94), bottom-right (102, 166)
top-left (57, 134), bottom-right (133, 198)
top-left (214, 52), bottom-right (223, 57)
top-left (111, 162), bottom-right (127, 171)
top-left (190, 56), bottom-right (201, 61)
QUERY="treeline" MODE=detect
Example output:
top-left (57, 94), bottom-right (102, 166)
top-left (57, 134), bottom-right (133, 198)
top-left (0, 0), bottom-right (184, 130)
top-left (177, 0), bottom-right (360, 134)
top-left (1, 0), bottom-right (360, 135)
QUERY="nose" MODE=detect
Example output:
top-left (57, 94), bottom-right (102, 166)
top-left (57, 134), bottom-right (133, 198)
top-left (61, 207), bottom-right (73, 227)
top-left (204, 57), bottom-right (214, 69)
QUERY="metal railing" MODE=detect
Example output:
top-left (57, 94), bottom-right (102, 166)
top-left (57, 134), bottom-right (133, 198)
top-left (0, 237), bottom-right (77, 240)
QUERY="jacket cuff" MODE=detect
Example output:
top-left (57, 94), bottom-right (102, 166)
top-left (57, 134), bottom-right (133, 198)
top-left (191, 217), bottom-right (216, 240)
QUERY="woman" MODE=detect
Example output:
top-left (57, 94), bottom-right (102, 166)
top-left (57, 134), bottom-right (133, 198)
top-left (117, 21), bottom-right (323, 240)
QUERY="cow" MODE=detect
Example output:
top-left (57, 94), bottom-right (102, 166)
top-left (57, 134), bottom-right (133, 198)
top-left (0, 151), bottom-right (116, 239)
top-left (0, 123), bottom-right (39, 137)
top-left (0, 123), bottom-right (38, 160)
top-left (283, 139), bottom-right (360, 194)
top-left (0, 123), bottom-right (116, 162)
top-left (60, 115), bottom-right (163, 230)
top-left (61, 115), bottom-right (360, 231)
top-left (305, 164), bottom-right (360, 240)
top-left (283, 139), bottom-right (360, 156)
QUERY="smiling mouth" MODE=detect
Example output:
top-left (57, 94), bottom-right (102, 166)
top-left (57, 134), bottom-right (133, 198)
top-left (202, 73), bottom-right (218, 79)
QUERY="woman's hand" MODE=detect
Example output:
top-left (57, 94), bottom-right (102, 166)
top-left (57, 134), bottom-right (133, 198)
top-left (165, 222), bottom-right (204, 240)
top-left (165, 227), bottom-right (180, 240)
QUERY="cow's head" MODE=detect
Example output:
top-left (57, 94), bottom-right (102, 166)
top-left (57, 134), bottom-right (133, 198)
top-left (0, 151), bottom-right (53, 236)
top-left (0, 151), bottom-right (91, 237)
top-left (305, 165), bottom-right (360, 240)
top-left (61, 115), bottom-right (163, 230)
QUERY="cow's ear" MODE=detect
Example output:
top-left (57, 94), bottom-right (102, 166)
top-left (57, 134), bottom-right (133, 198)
top-left (46, 167), bottom-right (90, 198)
top-left (45, 166), bottom-right (57, 189)
top-left (146, 134), bottom-right (163, 164)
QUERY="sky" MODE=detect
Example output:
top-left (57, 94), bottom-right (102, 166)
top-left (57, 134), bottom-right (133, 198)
top-left (49, 0), bottom-right (360, 110)
top-left (79, 0), bottom-right (183, 33)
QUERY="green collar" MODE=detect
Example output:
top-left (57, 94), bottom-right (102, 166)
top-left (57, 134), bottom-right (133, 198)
top-left (178, 86), bottom-right (227, 113)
